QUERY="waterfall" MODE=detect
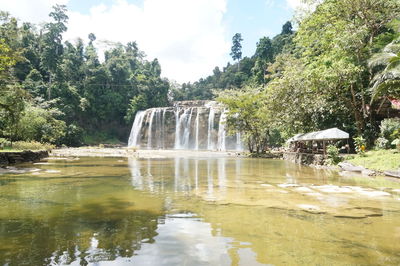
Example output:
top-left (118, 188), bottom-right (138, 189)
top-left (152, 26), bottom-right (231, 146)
top-left (182, 107), bottom-right (194, 149)
top-left (207, 108), bottom-right (215, 150)
top-left (128, 101), bottom-right (246, 151)
top-left (128, 111), bottom-right (146, 147)
top-left (147, 109), bottom-right (156, 149)
top-left (174, 107), bottom-right (181, 149)
top-left (161, 109), bottom-right (166, 149)
top-left (175, 108), bottom-right (191, 149)
top-left (217, 110), bottom-right (227, 151)
top-left (195, 109), bottom-right (200, 150)
top-left (154, 109), bottom-right (162, 149)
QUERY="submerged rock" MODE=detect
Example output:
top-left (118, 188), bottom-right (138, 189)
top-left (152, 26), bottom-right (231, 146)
top-left (338, 162), bottom-right (375, 176)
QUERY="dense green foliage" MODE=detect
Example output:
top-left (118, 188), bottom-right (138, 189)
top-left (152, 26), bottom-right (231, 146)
top-left (326, 145), bottom-right (342, 165)
top-left (0, 6), bottom-right (169, 146)
top-left (2, 1), bottom-right (400, 150)
top-left (216, 0), bottom-right (400, 149)
top-left (217, 87), bottom-right (270, 153)
top-left (171, 22), bottom-right (295, 101)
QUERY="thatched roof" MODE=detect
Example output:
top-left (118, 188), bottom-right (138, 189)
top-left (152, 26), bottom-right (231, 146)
top-left (287, 128), bottom-right (349, 142)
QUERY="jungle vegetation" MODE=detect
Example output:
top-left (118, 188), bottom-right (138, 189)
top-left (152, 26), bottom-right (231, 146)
top-left (1, 0), bottom-right (400, 151)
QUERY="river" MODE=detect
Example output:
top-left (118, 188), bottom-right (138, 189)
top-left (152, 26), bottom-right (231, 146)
top-left (0, 156), bottom-right (399, 265)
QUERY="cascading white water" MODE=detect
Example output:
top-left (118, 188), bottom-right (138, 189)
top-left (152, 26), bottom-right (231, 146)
top-left (161, 109), bottom-right (166, 149)
top-left (217, 110), bottom-right (227, 151)
top-left (207, 108), bottom-right (215, 150)
top-left (128, 101), bottom-right (243, 151)
top-left (128, 111), bottom-right (146, 147)
top-left (147, 109), bottom-right (156, 149)
top-left (182, 108), bottom-right (194, 149)
top-left (175, 108), bottom-right (191, 149)
top-left (195, 109), bottom-right (200, 150)
top-left (174, 107), bottom-right (181, 149)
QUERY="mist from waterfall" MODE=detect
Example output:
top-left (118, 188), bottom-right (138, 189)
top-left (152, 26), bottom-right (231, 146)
top-left (127, 101), bottom-right (243, 151)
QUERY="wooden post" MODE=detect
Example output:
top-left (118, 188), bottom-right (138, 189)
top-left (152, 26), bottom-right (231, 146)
top-left (312, 141), bottom-right (314, 154)
top-left (323, 140), bottom-right (326, 156)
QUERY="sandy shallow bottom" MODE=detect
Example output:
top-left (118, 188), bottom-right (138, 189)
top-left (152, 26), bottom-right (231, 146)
top-left (51, 147), bottom-right (244, 159)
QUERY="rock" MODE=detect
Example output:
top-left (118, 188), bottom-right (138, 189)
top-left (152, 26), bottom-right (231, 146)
top-left (338, 162), bottom-right (364, 172)
top-left (0, 153), bottom-right (8, 165)
top-left (384, 170), bottom-right (400, 178)
top-left (338, 162), bottom-right (375, 176)
top-left (361, 169), bottom-right (375, 176)
top-left (0, 150), bottom-right (49, 166)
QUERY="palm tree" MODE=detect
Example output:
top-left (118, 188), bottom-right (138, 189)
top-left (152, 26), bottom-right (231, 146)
top-left (368, 38), bottom-right (400, 102)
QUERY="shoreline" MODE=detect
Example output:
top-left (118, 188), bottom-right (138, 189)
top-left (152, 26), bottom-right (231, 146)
top-left (0, 150), bottom-right (49, 166)
top-left (49, 147), bottom-right (399, 181)
top-left (50, 147), bottom-right (247, 159)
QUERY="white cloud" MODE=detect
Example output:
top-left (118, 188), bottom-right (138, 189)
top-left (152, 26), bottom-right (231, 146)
top-left (1, 0), bottom-right (230, 83)
top-left (0, 0), bottom-right (68, 24)
top-left (286, 0), bottom-right (304, 9)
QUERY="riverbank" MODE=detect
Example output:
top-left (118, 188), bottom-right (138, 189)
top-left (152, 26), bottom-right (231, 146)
top-left (51, 147), bottom-right (246, 159)
top-left (346, 149), bottom-right (400, 172)
top-left (0, 150), bottom-right (49, 166)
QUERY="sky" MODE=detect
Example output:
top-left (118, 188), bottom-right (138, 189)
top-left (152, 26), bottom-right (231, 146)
top-left (0, 0), bottom-right (302, 83)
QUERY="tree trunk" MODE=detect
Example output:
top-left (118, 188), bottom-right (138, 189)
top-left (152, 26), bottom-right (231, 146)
top-left (350, 84), bottom-right (365, 135)
top-left (248, 140), bottom-right (253, 153)
top-left (48, 72), bottom-right (52, 100)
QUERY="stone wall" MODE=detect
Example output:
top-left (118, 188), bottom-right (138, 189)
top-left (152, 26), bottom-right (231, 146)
top-left (0, 150), bottom-right (49, 166)
top-left (283, 152), bottom-right (325, 165)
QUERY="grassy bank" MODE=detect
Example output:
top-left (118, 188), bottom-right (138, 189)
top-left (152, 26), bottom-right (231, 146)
top-left (0, 141), bottom-right (55, 152)
top-left (346, 149), bottom-right (400, 172)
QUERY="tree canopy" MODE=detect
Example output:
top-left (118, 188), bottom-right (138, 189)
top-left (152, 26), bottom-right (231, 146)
top-left (0, 6), bottom-right (170, 145)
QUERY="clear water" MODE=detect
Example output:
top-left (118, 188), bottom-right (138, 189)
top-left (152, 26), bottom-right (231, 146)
top-left (0, 156), bottom-right (399, 265)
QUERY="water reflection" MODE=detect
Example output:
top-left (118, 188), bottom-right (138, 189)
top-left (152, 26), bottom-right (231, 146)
top-left (128, 157), bottom-right (232, 197)
top-left (1, 157), bottom-right (400, 265)
top-left (1, 203), bottom-right (161, 265)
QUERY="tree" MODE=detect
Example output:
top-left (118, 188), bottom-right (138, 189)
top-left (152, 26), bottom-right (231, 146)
top-left (88, 33), bottom-right (96, 44)
top-left (293, 0), bottom-right (400, 138)
top-left (230, 33), bottom-right (243, 71)
top-left (369, 37), bottom-right (400, 101)
top-left (40, 4), bottom-right (68, 99)
top-left (281, 21), bottom-right (293, 35)
top-left (252, 37), bottom-right (273, 84)
top-left (217, 87), bottom-right (271, 153)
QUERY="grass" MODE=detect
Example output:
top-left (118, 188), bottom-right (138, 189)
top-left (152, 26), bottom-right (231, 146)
top-left (346, 149), bottom-right (400, 172)
top-left (0, 149), bottom-right (23, 152)
top-left (0, 141), bottom-right (55, 152)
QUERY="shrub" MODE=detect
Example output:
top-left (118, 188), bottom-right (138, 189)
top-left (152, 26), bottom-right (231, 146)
top-left (60, 124), bottom-right (84, 147)
top-left (16, 104), bottom-right (66, 144)
top-left (0, 138), bottom-right (11, 148)
top-left (380, 118), bottom-right (400, 143)
top-left (326, 145), bottom-right (342, 165)
top-left (392, 139), bottom-right (400, 151)
top-left (12, 141), bottom-right (55, 151)
top-left (375, 137), bottom-right (389, 149)
top-left (354, 136), bottom-right (366, 155)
